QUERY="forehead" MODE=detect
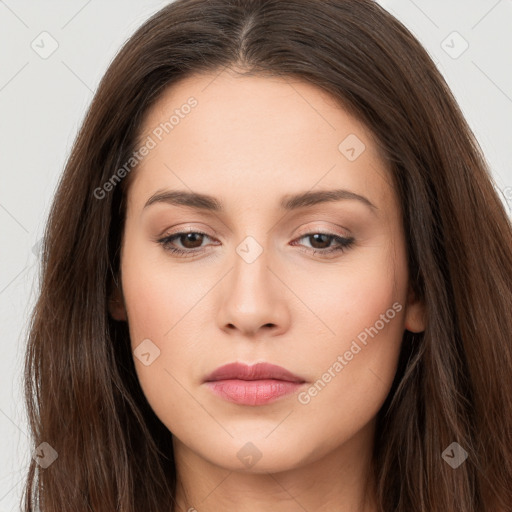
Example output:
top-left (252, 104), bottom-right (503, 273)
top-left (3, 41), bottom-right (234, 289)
top-left (127, 70), bottom-right (394, 214)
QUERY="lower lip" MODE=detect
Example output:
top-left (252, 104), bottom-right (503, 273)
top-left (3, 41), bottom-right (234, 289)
top-left (205, 379), bottom-right (304, 405)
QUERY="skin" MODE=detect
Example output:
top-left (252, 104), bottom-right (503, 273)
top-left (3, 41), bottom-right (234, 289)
top-left (109, 68), bottom-right (426, 512)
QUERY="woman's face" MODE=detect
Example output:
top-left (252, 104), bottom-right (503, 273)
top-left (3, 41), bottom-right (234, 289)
top-left (110, 69), bottom-right (425, 473)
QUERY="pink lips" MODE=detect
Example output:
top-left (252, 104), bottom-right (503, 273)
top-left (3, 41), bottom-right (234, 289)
top-left (204, 362), bottom-right (306, 406)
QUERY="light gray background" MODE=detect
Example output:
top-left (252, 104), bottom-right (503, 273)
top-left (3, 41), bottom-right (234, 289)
top-left (0, 0), bottom-right (511, 509)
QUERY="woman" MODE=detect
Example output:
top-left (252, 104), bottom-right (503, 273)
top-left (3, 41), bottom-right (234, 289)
top-left (23, 0), bottom-right (512, 511)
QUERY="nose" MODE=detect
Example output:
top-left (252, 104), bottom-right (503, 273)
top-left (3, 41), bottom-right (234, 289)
top-left (216, 245), bottom-right (291, 339)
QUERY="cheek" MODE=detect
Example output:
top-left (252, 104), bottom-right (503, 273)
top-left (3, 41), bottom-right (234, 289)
top-left (293, 242), bottom-right (408, 437)
top-left (294, 233), bottom-right (407, 348)
top-left (120, 231), bottom-right (200, 346)
top-left (119, 237), bottom-right (204, 406)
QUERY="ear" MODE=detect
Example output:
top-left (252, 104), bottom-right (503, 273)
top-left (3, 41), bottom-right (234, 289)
top-left (404, 283), bottom-right (426, 333)
top-left (108, 279), bottom-right (127, 322)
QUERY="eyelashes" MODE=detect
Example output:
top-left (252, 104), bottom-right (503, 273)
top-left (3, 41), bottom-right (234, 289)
top-left (156, 230), bottom-right (355, 259)
top-left (290, 232), bottom-right (355, 256)
top-left (157, 231), bottom-right (215, 257)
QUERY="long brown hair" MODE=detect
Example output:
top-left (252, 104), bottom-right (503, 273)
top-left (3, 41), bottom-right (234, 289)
top-left (23, 0), bottom-right (512, 510)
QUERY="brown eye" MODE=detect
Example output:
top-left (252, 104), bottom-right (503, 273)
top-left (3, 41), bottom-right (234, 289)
top-left (307, 233), bottom-right (332, 249)
top-left (292, 232), bottom-right (355, 257)
top-left (157, 231), bottom-right (214, 256)
top-left (177, 232), bottom-right (205, 249)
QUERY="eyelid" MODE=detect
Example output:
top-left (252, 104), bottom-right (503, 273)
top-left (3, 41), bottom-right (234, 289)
top-left (294, 223), bottom-right (351, 238)
top-left (157, 224), bottom-right (212, 237)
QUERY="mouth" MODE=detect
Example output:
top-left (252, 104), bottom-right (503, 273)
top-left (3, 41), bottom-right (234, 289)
top-left (203, 362), bottom-right (307, 406)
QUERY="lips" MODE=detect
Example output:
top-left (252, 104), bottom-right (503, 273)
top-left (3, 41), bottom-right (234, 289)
top-left (203, 362), bottom-right (306, 406)
top-left (204, 362), bottom-right (305, 383)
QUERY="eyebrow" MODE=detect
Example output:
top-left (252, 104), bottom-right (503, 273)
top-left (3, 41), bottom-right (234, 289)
top-left (143, 188), bottom-right (377, 213)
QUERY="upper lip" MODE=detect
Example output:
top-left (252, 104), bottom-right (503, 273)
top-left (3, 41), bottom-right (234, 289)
top-left (204, 362), bottom-right (305, 383)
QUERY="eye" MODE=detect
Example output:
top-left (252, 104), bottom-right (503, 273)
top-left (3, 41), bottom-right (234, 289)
top-left (291, 232), bottom-right (355, 257)
top-left (157, 230), bottom-right (216, 257)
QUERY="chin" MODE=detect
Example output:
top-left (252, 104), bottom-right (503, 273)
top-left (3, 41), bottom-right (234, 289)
top-left (192, 433), bottom-right (323, 474)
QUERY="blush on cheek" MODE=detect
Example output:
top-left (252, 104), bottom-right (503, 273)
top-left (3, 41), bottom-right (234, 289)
top-left (332, 287), bottom-right (405, 379)
top-left (121, 252), bottom-right (181, 336)
top-left (336, 277), bottom-right (401, 338)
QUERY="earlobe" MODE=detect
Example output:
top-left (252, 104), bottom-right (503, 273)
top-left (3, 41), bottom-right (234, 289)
top-left (108, 283), bottom-right (127, 321)
top-left (404, 283), bottom-right (426, 333)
